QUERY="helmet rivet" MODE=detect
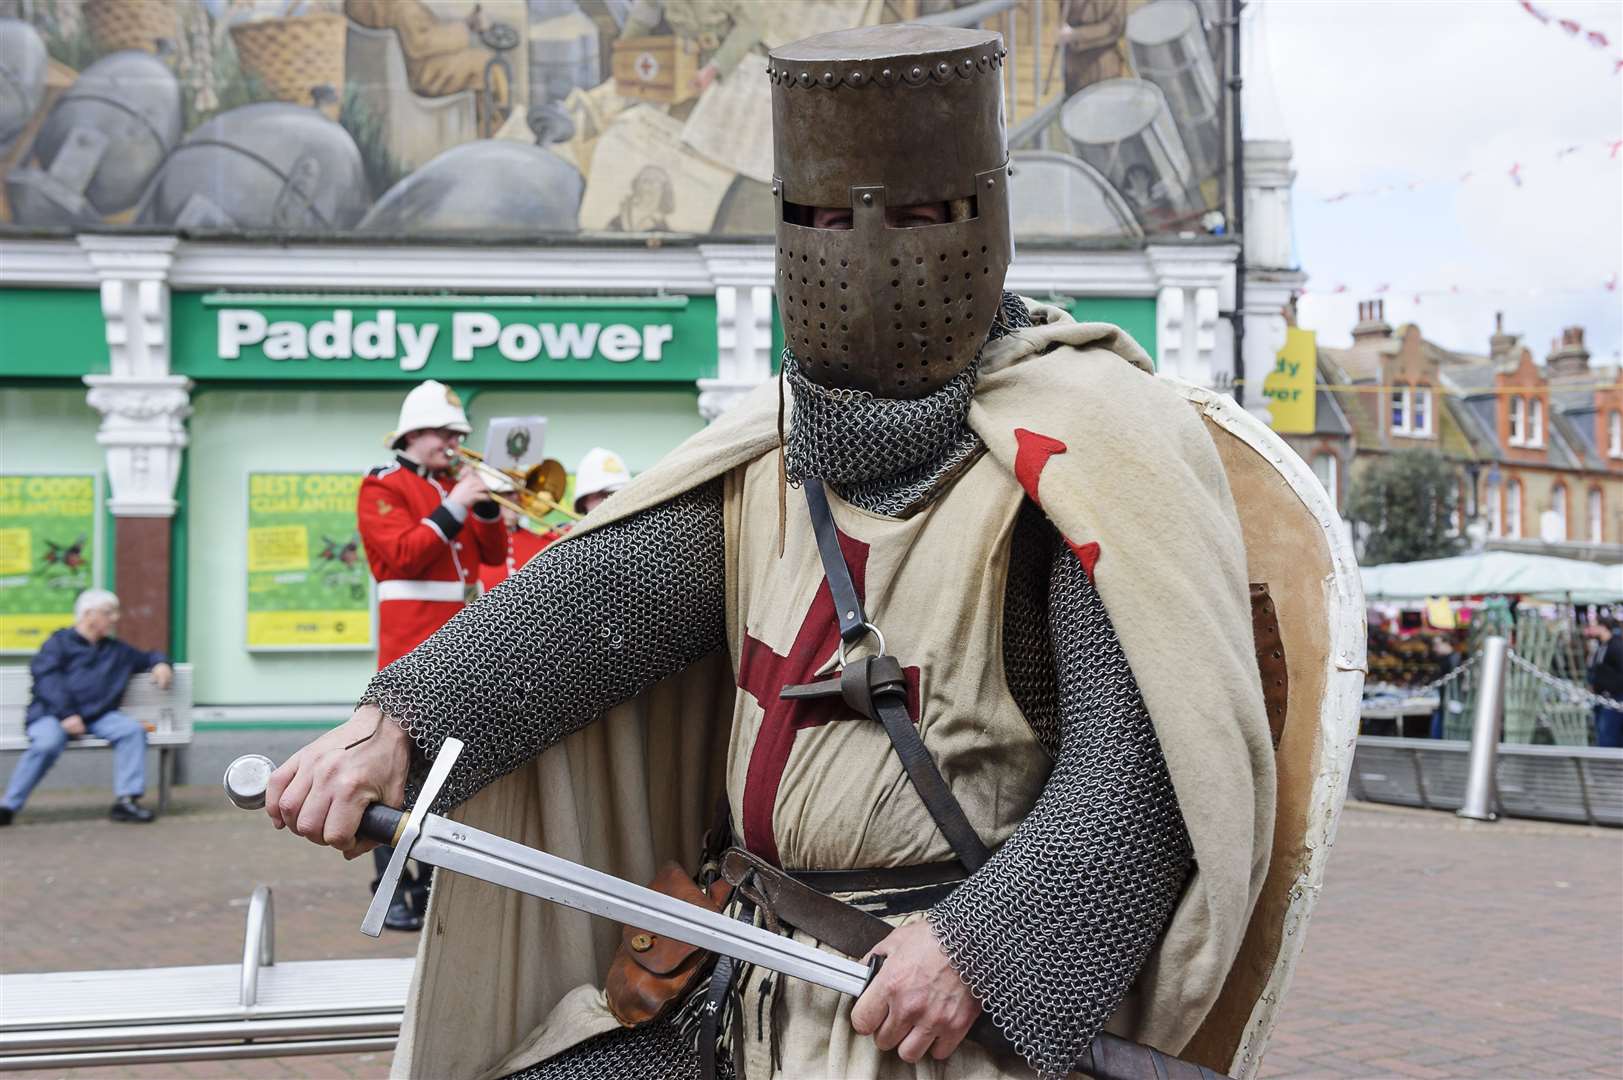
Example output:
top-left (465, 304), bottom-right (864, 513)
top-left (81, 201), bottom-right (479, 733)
top-left (799, 71), bottom-right (812, 86)
top-left (849, 71), bottom-right (864, 85)
top-left (910, 66), bottom-right (922, 78)
top-left (936, 62), bottom-right (949, 75)
top-left (771, 184), bottom-right (779, 195)
top-left (880, 67), bottom-right (892, 79)
top-left (861, 192), bottom-right (873, 205)
top-left (822, 71), bottom-right (835, 86)
top-left (986, 178), bottom-right (995, 188)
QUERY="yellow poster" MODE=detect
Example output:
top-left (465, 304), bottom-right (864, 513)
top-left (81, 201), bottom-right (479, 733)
top-left (1263, 327), bottom-right (1318, 435)
top-left (0, 475), bottom-right (97, 653)
top-left (0, 528), bottom-right (29, 576)
top-left (245, 473), bottom-right (370, 650)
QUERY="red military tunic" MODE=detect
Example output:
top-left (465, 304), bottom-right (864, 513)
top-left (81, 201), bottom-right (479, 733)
top-left (358, 457), bottom-right (507, 669)
top-left (475, 525), bottom-right (562, 593)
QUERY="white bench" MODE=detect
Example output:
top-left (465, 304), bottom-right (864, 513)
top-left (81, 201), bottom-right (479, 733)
top-left (0, 886), bottom-right (410, 1070)
top-left (0, 664), bottom-right (193, 811)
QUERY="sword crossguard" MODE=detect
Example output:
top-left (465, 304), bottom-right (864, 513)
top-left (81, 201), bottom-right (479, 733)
top-left (221, 737), bottom-right (466, 938)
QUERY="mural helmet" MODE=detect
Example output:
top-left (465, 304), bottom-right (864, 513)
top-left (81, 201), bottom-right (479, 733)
top-left (0, 19), bottom-right (47, 156)
top-left (135, 102), bottom-right (367, 232)
top-left (6, 50), bottom-right (180, 225)
top-left (357, 140), bottom-right (583, 236)
top-left (769, 24), bottom-right (1013, 399)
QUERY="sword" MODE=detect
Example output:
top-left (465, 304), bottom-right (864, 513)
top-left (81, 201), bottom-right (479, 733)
top-left (224, 739), bottom-right (1228, 1079)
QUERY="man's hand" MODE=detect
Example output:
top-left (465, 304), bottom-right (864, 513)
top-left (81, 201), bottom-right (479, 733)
top-left (60, 715), bottom-right (85, 738)
top-left (693, 63), bottom-right (719, 92)
top-left (151, 663), bottom-right (174, 690)
top-left (448, 470), bottom-right (490, 509)
top-left (265, 706), bottom-right (411, 859)
top-left (850, 921), bottom-right (981, 1064)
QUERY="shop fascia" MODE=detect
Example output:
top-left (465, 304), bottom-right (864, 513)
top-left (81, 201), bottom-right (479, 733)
top-left (172, 293), bottom-right (715, 383)
top-left (217, 308), bottom-right (674, 371)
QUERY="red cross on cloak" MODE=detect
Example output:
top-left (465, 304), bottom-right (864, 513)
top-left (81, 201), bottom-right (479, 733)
top-left (736, 528), bottom-right (919, 866)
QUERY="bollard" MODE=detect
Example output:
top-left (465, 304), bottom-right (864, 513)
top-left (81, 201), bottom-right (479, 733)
top-left (1457, 635), bottom-right (1508, 822)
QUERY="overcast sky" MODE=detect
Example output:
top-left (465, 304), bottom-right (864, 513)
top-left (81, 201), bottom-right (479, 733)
top-left (1251, 0), bottom-right (1621, 367)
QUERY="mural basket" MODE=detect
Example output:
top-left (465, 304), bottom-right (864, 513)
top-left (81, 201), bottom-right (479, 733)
top-left (229, 13), bottom-right (349, 120)
top-left (84, 0), bottom-right (181, 55)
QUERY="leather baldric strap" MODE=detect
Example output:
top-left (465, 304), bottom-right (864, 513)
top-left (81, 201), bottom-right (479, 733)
top-left (719, 848), bottom-right (1229, 1080)
top-left (793, 481), bottom-right (992, 874)
top-left (787, 859), bottom-right (965, 894)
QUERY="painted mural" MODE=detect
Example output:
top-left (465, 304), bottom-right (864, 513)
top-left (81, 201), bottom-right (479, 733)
top-left (0, 0), bottom-right (1229, 241)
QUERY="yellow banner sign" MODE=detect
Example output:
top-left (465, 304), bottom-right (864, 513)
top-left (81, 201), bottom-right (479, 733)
top-left (1263, 327), bottom-right (1318, 435)
top-left (245, 472), bottom-right (370, 650)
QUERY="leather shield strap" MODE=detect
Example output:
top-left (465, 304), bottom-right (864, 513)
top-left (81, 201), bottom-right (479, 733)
top-left (719, 848), bottom-right (1229, 1080)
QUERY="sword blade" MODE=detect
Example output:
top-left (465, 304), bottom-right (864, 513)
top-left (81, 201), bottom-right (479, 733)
top-left (409, 813), bottom-right (872, 998)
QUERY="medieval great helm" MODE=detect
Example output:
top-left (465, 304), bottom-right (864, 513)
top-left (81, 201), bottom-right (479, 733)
top-left (769, 24), bottom-right (1012, 398)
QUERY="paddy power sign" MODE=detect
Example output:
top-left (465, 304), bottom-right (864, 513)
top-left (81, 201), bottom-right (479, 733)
top-left (172, 293), bottom-right (718, 383)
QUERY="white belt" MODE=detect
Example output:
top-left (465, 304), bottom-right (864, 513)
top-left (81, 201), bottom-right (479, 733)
top-left (377, 580), bottom-right (465, 603)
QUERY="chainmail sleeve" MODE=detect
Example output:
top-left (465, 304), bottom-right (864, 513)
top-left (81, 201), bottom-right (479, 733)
top-left (360, 480), bottom-right (728, 813)
top-left (928, 528), bottom-right (1194, 1079)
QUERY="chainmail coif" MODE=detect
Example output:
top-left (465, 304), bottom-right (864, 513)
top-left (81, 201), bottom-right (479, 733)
top-left (366, 294), bottom-right (1193, 1079)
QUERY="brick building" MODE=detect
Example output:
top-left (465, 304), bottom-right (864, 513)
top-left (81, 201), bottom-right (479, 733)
top-left (1281, 300), bottom-right (1623, 561)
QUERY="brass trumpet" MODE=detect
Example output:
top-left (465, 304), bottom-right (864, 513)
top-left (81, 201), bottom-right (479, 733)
top-left (452, 447), bottom-right (582, 522)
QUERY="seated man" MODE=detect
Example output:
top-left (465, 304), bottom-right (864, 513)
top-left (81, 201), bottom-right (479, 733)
top-left (0, 589), bottom-right (173, 825)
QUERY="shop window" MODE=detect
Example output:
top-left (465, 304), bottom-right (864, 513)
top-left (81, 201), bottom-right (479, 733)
top-left (1549, 482), bottom-right (1567, 540)
top-left (1610, 411), bottom-right (1622, 458)
top-left (1590, 487), bottom-right (1605, 543)
top-left (1311, 453), bottom-right (1338, 506)
top-left (1528, 398), bottom-right (1544, 448)
top-left (1508, 396), bottom-right (1526, 446)
top-left (1486, 478), bottom-right (1502, 537)
top-left (1506, 478), bottom-right (1523, 539)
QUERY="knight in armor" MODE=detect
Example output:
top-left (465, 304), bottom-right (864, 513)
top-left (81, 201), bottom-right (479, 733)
top-left (267, 24), bottom-right (1274, 1080)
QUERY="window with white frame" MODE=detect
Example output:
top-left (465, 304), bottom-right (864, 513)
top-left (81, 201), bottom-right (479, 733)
top-left (1508, 395), bottom-right (1526, 445)
top-left (1389, 384), bottom-right (1433, 438)
top-left (1412, 386), bottom-right (1431, 434)
top-left (1507, 478), bottom-right (1523, 539)
top-left (1486, 478), bottom-right (1502, 537)
top-left (1549, 482), bottom-right (1567, 540)
top-left (1610, 411), bottom-right (1622, 458)
top-left (1528, 398), bottom-right (1544, 447)
top-left (1312, 453), bottom-right (1338, 506)
top-left (1589, 487), bottom-right (1604, 543)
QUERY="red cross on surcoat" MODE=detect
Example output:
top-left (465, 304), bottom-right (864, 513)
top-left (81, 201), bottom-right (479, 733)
top-left (736, 528), bottom-right (918, 866)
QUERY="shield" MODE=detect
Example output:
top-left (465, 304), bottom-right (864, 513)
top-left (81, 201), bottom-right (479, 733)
top-left (1166, 381), bottom-right (1367, 1079)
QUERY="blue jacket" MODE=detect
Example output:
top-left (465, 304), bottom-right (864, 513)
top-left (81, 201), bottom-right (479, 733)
top-left (26, 629), bottom-right (168, 724)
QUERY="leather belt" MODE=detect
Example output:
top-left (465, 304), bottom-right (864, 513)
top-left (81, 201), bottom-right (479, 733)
top-left (787, 860), bottom-right (966, 894)
top-left (377, 580), bottom-right (464, 602)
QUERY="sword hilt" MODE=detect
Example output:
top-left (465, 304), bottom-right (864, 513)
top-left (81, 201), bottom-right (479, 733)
top-left (223, 753), bottom-right (406, 846)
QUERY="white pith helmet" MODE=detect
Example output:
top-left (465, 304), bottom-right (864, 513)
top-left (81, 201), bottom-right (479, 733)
top-left (574, 447), bottom-right (631, 511)
top-left (388, 380), bottom-right (471, 449)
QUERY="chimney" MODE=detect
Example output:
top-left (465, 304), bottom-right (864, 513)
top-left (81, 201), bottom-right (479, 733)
top-left (1350, 298), bottom-right (1392, 344)
top-left (1546, 325), bottom-right (1591, 382)
top-left (1489, 310), bottom-right (1517, 360)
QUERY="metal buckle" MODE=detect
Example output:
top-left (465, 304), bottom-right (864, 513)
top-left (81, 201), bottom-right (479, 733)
top-left (837, 621), bottom-right (887, 668)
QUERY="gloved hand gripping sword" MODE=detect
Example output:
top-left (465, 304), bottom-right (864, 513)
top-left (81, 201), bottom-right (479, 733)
top-left (224, 739), bottom-right (1228, 1080)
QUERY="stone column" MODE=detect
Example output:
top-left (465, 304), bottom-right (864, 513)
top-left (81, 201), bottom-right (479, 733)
top-left (1148, 244), bottom-right (1231, 390)
top-left (1240, 139), bottom-right (1307, 427)
top-left (698, 245), bottom-right (776, 422)
top-left (78, 235), bottom-right (189, 654)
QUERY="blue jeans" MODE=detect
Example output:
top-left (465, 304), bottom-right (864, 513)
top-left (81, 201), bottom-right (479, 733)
top-left (1, 711), bottom-right (147, 811)
top-left (1596, 706), bottom-right (1623, 749)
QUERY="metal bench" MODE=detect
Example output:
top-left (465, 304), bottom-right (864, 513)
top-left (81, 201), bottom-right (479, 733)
top-left (0, 886), bottom-right (411, 1070)
top-left (0, 664), bottom-right (193, 811)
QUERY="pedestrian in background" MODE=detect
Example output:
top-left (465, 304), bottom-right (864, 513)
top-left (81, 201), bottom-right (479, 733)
top-left (0, 589), bottom-right (172, 825)
top-left (1588, 617), bottom-right (1623, 748)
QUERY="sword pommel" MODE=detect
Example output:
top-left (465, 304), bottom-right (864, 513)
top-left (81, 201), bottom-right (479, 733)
top-left (223, 754), bottom-right (275, 810)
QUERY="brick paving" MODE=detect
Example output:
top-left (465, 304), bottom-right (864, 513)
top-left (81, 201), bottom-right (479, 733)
top-left (1, 789), bottom-right (1618, 1079)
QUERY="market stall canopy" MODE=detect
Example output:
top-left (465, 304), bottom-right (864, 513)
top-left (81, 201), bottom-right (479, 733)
top-left (1361, 551), bottom-right (1623, 604)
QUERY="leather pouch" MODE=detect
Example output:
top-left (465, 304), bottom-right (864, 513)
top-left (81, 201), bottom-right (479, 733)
top-left (605, 861), bottom-right (734, 1027)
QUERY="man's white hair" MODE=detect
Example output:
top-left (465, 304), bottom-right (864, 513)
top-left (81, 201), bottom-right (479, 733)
top-left (74, 588), bottom-right (120, 619)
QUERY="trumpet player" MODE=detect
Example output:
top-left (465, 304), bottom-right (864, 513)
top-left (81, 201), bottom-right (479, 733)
top-left (355, 379), bottom-right (505, 931)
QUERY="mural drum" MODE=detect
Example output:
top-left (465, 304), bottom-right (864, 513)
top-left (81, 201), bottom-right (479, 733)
top-left (0, 0), bottom-right (1230, 241)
